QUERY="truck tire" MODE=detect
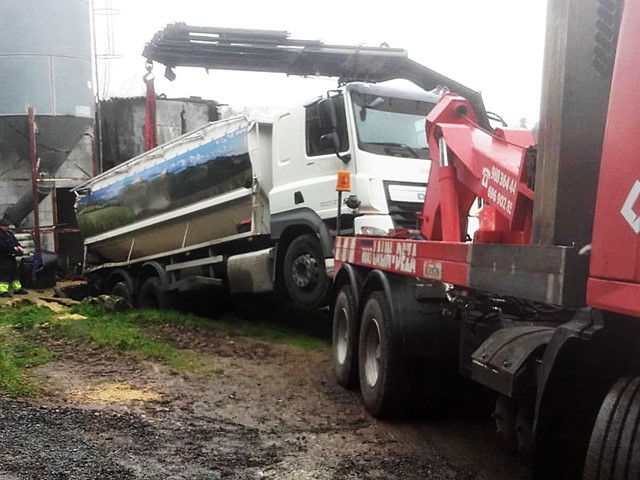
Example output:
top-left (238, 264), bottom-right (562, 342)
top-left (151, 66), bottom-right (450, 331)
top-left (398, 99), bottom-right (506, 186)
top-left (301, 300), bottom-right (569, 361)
top-left (358, 290), bottom-right (403, 418)
top-left (138, 277), bottom-right (173, 310)
top-left (283, 234), bottom-right (329, 309)
top-left (583, 376), bottom-right (640, 480)
top-left (110, 281), bottom-right (133, 305)
top-left (332, 284), bottom-right (359, 389)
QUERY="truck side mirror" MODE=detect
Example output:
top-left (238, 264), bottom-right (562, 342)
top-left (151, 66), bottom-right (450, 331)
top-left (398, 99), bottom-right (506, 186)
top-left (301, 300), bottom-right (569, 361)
top-left (320, 132), bottom-right (340, 151)
top-left (318, 98), bottom-right (338, 133)
top-left (321, 132), bottom-right (351, 163)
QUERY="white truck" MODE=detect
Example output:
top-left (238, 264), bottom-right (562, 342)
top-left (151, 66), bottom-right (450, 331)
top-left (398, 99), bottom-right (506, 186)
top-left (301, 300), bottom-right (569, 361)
top-left (74, 81), bottom-right (443, 308)
top-left (72, 26), bottom-right (489, 310)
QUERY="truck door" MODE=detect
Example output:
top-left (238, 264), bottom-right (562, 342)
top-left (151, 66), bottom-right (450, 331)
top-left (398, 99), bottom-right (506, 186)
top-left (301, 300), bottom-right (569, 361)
top-left (302, 94), bottom-right (355, 220)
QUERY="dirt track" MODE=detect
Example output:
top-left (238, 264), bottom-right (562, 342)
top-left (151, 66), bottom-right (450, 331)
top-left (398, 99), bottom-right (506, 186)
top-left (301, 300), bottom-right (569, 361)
top-left (0, 294), bottom-right (531, 479)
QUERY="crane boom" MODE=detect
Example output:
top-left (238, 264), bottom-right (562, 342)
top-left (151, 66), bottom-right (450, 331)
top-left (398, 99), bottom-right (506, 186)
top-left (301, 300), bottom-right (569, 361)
top-left (142, 23), bottom-right (490, 129)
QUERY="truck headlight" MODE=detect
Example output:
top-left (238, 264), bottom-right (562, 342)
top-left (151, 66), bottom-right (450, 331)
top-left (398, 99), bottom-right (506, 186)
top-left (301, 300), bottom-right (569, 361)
top-left (359, 226), bottom-right (388, 237)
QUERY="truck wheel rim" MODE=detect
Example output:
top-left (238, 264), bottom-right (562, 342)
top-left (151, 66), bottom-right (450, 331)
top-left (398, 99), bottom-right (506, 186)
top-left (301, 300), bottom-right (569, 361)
top-left (363, 317), bottom-right (381, 387)
top-left (336, 306), bottom-right (349, 364)
top-left (292, 253), bottom-right (318, 288)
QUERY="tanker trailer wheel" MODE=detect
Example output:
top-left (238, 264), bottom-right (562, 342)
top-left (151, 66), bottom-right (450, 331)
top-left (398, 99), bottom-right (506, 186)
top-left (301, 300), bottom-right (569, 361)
top-left (283, 234), bottom-right (330, 309)
top-left (358, 290), bottom-right (403, 418)
top-left (583, 376), bottom-right (640, 480)
top-left (110, 282), bottom-right (133, 306)
top-left (332, 284), bottom-right (359, 389)
top-left (138, 277), bottom-right (174, 310)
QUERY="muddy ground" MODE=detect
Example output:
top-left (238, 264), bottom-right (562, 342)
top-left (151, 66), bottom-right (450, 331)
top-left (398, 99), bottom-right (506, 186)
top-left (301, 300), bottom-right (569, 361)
top-left (0, 291), bottom-right (531, 480)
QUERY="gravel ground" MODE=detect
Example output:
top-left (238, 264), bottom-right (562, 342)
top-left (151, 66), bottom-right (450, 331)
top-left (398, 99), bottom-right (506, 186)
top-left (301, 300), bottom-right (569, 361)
top-left (0, 293), bottom-right (531, 479)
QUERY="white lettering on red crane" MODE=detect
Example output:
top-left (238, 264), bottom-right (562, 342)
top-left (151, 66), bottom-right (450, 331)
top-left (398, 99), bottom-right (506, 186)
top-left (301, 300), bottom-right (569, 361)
top-left (360, 240), bottom-right (416, 275)
top-left (621, 180), bottom-right (640, 234)
top-left (335, 237), bottom-right (357, 262)
top-left (481, 165), bottom-right (517, 216)
top-left (481, 168), bottom-right (491, 188)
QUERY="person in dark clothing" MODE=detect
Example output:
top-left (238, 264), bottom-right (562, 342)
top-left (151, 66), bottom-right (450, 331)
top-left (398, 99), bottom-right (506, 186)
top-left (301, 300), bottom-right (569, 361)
top-left (0, 218), bottom-right (28, 297)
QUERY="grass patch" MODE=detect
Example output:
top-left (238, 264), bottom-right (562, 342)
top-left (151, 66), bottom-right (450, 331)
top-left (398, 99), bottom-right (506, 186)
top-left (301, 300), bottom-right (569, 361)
top-left (69, 304), bottom-right (328, 351)
top-left (0, 299), bottom-right (327, 397)
top-left (217, 318), bottom-right (328, 350)
top-left (0, 306), bottom-right (55, 395)
top-left (0, 305), bottom-right (53, 330)
top-left (55, 306), bottom-right (214, 373)
top-left (0, 331), bottom-right (54, 396)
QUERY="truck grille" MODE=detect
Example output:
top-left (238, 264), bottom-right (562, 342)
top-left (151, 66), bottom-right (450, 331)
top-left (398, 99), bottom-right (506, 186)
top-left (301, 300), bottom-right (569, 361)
top-left (388, 200), bottom-right (421, 229)
top-left (384, 181), bottom-right (425, 229)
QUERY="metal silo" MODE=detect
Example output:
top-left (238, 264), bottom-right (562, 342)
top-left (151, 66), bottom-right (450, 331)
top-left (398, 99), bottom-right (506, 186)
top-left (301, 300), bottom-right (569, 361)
top-left (0, 0), bottom-right (94, 225)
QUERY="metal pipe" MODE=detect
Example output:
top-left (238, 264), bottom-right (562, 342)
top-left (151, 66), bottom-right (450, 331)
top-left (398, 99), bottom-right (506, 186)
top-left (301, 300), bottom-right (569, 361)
top-left (336, 191), bottom-right (342, 236)
top-left (90, 0), bottom-right (104, 173)
top-left (28, 107), bottom-right (42, 252)
top-left (438, 136), bottom-right (450, 167)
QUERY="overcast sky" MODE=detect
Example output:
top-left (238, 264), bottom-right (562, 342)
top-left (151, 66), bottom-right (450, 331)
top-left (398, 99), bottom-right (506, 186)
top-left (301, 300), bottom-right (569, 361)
top-left (94, 0), bottom-right (547, 128)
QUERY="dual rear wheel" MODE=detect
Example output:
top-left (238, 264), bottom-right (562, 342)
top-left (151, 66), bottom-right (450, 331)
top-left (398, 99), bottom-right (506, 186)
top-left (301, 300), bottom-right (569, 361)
top-left (332, 285), bottom-right (359, 389)
top-left (109, 276), bottom-right (174, 310)
top-left (357, 291), bottom-right (407, 417)
top-left (110, 281), bottom-right (133, 305)
top-left (332, 286), bottom-right (436, 418)
top-left (138, 277), bottom-right (174, 310)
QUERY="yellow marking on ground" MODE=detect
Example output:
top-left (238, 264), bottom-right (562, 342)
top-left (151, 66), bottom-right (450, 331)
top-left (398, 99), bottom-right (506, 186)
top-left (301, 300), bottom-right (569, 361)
top-left (55, 313), bottom-right (87, 321)
top-left (68, 382), bottom-right (161, 403)
top-left (0, 297), bottom-right (67, 312)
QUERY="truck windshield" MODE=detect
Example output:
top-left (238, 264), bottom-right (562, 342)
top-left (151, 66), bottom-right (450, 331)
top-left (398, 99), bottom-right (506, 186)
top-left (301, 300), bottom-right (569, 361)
top-left (351, 91), bottom-right (435, 160)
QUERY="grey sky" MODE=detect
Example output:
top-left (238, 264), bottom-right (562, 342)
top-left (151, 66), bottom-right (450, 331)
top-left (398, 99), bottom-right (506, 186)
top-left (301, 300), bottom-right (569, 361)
top-left (94, 0), bottom-right (547, 127)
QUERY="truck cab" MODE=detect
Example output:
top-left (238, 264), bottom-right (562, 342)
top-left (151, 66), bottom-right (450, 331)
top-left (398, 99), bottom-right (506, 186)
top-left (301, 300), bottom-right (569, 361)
top-left (270, 82), bottom-right (437, 238)
top-left (264, 82), bottom-right (439, 308)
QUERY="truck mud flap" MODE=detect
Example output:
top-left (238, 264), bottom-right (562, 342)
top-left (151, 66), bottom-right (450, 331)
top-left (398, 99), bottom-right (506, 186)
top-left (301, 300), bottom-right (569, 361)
top-left (471, 326), bottom-right (555, 398)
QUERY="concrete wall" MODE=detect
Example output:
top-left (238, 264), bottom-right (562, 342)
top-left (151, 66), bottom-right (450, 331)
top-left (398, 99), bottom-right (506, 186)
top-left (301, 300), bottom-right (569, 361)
top-left (100, 97), bottom-right (219, 171)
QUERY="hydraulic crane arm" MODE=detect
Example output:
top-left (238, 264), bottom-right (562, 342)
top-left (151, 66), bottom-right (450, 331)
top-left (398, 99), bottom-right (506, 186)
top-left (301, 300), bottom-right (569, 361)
top-left (421, 94), bottom-right (536, 244)
top-left (142, 23), bottom-right (490, 129)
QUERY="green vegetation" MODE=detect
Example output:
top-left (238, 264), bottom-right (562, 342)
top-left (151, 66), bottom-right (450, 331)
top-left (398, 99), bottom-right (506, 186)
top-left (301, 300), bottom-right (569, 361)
top-left (0, 300), bottom-right (326, 397)
top-left (220, 318), bottom-right (327, 351)
top-left (2, 305), bottom-right (53, 330)
top-left (55, 306), bottom-right (215, 373)
top-left (0, 306), bottom-right (54, 395)
top-left (68, 303), bottom-right (328, 351)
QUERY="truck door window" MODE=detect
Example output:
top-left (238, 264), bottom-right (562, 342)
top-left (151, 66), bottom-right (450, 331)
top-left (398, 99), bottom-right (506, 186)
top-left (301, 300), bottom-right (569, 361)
top-left (305, 95), bottom-right (349, 156)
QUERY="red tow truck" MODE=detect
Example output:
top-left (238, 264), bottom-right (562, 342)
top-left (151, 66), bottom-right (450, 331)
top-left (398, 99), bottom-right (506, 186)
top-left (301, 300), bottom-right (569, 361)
top-left (329, 0), bottom-right (639, 478)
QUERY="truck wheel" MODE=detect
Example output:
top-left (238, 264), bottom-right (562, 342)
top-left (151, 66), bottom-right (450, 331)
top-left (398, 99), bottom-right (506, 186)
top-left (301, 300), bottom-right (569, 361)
top-left (138, 277), bottom-right (173, 310)
top-left (332, 284), bottom-right (359, 389)
top-left (583, 376), bottom-right (640, 480)
top-left (358, 290), bottom-right (403, 418)
top-left (110, 282), bottom-right (133, 305)
top-left (283, 234), bottom-right (329, 309)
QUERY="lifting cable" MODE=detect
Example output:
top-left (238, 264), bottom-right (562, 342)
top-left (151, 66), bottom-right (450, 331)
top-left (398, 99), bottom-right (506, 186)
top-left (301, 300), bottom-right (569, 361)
top-left (143, 60), bottom-right (158, 151)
